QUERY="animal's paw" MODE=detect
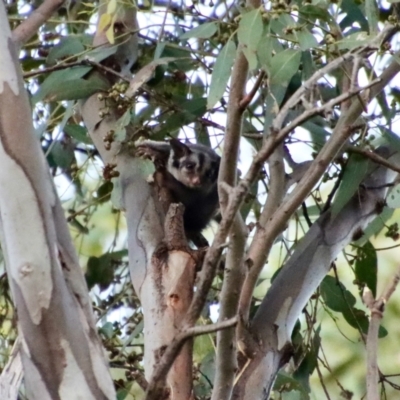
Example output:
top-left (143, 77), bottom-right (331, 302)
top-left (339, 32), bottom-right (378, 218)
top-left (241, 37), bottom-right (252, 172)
top-left (135, 143), bottom-right (158, 160)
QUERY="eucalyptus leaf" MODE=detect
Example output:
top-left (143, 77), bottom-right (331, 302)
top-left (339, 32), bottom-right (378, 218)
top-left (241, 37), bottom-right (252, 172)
top-left (47, 37), bottom-right (85, 65)
top-left (180, 22), bottom-right (218, 39)
top-left (238, 8), bottom-right (263, 50)
top-left (296, 29), bottom-right (318, 50)
top-left (33, 66), bottom-right (92, 103)
top-left (207, 39), bottom-right (236, 109)
top-left (268, 49), bottom-right (301, 85)
top-left (355, 241), bottom-right (377, 297)
top-left (336, 32), bottom-right (370, 50)
top-left (320, 275), bottom-right (356, 312)
top-left (42, 76), bottom-right (109, 101)
top-left (331, 153), bottom-right (369, 217)
top-left (64, 124), bottom-right (92, 144)
top-left (365, 0), bottom-right (379, 34)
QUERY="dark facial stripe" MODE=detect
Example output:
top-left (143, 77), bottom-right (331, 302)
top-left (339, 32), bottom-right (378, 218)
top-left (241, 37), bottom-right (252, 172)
top-left (172, 159), bottom-right (180, 169)
top-left (197, 152), bottom-right (205, 173)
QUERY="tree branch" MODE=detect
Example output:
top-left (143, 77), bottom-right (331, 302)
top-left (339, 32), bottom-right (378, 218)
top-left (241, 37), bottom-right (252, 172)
top-left (145, 317), bottom-right (238, 400)
top-left (365, 265), bottom-right (400, 400)
top-left (12, 0), bottom-right (66, 46)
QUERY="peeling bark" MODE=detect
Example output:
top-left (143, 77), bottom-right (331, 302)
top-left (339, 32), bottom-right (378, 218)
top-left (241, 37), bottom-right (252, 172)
top-left (0, 5), bottom-right (116, 399)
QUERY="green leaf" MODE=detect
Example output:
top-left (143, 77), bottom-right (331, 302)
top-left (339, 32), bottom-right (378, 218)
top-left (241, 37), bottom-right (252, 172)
top-left (181, 97), bottom-right (207, 115)
top-left (238, 8), bottom-right (263, 70)
top-left (86, 250), bottom-right (128, 290)
top-left (270, 14), bottom-right (297, 37)
top-left (33, 66), bottom-right (92, 103)
top-left (47, 36), bottom-right (85, 65)
top-left (117, 382), bottom-right (134, 400)
top-left (274, 371), bottom-right (309, 399)
top-left (48, 140), bottom-right (75, 170)
top-left (64, 124), bottom-right (92, 144)
top-left (83, 45), bottom-right (118, 63)
top-left (331, 153), bottom-right (369, 216)
top-left (378, 325), bottom-right (388, 338)
top-left (157, 97), bottom-right (207, 136)
top-left (296, 29), bottom-right (319, 50)
top-left (47, 77), bottom-right (108, 101)
top-left (96, 181), bottom-right (114, 203)
top-left (320, 275), bottom-right (356, 312)
top-left (207, 39), bottom-right (236, 109)
top-left (195, 351), bottom-right (215, 396)
top-left (268, 49), bottom-right (302, 85)
top-left (340, 0), bottom-right (368, 31)
top-left (336, 32), bottom-right (370, 50)
top-left (242, 47), bottom-right (258, 71)
top-left (238, 8), bottom-right (263, 50)
top-left (355, 241), bottom-right (377, 297)
top-left (365, 0), bottom-right (379, 34)
top-left (299, 4), bottom-right (332, 22)
top-left (342, 307), bottom-right (369, 333)
top-left (301, 51), bottom-right (316, 81)
top-left (180, 22), bottom-right (218, 39)
top-left (257, 35), bottom-right (275, 70)
top-left (302, 118), bottom-right (329, 147)
top-left (355, 207), bottom-right (394, 245)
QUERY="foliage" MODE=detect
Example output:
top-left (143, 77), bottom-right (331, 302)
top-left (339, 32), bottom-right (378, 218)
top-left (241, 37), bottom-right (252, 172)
top-left (3, 0), bottom-right (400, 398)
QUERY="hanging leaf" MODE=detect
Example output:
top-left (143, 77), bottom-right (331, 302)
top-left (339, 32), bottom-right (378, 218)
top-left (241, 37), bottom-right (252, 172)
top-left (355, 207), bottom-right (394, 245)
top-left (268, 49), bottom-right (301, 85)
top-left (41, 76), bottom-right (109, 102)
top-left (336, 32), bottom-right (370, 50)
top-left (33, 66), bottom-right (92, 103)
top-left (355, 241), bottom-right (377, 297)
top-left (180, 22), bottom-right (218, 39)
top-left (320, 275), bottom-right (356, 312)
top-left (273, 371), bottom-right (309, 399)
top-left (46, 37), bottom-right (85, 65)
top-left (365, 0), bottom-right (379, 34)
top-left (296, 29), bottom-right (319, 50)
top-left (331, 153), bottom-right (369, 217)
top-left (238, 8), bottom-right (263, 50)
top-left (299, 4), bottom-right (332, 22)
top-left (96, 181), bottom-right (114, 203)
top-left (64, 124), bottom-right (92, 144)
top-left (238, 8), bottom-right (263, 70)
top-left (48, 140), bottom-right (75, 170)
top-left (340, 0), bottom-right (369, 32)
top-left (207, 39), bottom-right (236, 109)
top-left (342, 307), bottom-right (369, 333)
top-left (257, 35), bottom-right (274, 70)
top-left (86, 250), bottom-right (128, 290)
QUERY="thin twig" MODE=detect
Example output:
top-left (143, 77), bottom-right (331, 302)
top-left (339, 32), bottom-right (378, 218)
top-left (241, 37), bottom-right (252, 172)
top-left (239, 70), bottom-right (265, 110)
top-left (273, 24), bottom-right (394, 132)
top-left (276, 78), bottom-right (381, 143)
top-left (23, 58), bottom-right (129, 81)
